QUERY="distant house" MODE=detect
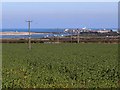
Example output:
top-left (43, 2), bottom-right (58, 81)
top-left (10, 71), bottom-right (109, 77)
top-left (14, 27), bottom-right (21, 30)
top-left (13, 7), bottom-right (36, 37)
top-left (97, 30), bottom-right (112, 33)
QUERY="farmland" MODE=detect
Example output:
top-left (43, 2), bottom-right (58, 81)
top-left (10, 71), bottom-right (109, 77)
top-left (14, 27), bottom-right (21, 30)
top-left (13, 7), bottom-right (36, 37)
top-left (2, 43), bottom-right (119, 88)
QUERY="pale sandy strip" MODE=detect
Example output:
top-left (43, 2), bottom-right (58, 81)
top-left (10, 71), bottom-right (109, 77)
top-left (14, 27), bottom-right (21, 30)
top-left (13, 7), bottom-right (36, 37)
top-left (0, 32), bottom-right (50, 35)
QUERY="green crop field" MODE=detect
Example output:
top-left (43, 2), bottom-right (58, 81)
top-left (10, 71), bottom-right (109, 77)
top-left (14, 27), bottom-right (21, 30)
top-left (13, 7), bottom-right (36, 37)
top-left (2, 43), bottom-right (119, 88)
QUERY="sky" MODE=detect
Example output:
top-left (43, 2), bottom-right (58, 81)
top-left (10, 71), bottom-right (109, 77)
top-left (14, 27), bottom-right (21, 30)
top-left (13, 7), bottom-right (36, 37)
top-left (1, 0), bottom-right (119, 2)
top-left (2, 2), bottom-right (118, 29)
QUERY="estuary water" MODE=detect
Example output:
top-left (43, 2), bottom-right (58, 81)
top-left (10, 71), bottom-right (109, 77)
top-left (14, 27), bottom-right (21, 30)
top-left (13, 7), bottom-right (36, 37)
top-left (1, 28), bottom-right (67, 39)
top-left (1, 28), bottom-right (117, 39)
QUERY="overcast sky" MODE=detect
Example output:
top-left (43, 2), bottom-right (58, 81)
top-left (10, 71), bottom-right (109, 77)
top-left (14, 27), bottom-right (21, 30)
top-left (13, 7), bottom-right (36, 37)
top-left (2, 2), bottom-right (118, 29)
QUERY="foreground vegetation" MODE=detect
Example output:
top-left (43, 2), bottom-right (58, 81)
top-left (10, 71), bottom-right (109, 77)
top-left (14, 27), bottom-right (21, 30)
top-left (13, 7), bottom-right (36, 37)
top-left (2, 43), bottom-right (119, 88)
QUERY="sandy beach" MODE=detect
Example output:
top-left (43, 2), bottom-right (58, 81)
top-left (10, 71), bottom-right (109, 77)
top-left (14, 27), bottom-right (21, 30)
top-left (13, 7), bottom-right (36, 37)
top-left (0, 32), bottom-right (49, 35)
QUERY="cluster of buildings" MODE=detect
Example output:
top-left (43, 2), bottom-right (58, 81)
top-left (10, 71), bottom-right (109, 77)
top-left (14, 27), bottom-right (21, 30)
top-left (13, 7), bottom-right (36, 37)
top-left (64, 28), bottom-right (119, 34)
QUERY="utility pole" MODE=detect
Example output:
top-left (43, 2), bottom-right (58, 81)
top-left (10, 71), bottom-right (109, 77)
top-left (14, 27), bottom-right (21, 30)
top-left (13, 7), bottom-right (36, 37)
top-left (71, 30), bottom-right (73, 43)
top-left (26, 20), bottom-right (32, 50)
top-left (57, 28), bottom-right (59, 43)
top-left (77, 28), bottom-right (80, 43)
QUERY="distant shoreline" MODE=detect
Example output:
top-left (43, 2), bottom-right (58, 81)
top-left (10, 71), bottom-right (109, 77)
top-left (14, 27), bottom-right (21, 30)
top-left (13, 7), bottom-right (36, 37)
top-left (0, 32), bottom-right (51, 35)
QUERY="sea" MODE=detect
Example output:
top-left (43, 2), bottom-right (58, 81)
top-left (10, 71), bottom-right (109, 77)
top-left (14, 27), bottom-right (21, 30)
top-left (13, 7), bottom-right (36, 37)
top-left (1, 28), bottom-right (118, 39)
top-left (1, 28), bottom-right (68, 39)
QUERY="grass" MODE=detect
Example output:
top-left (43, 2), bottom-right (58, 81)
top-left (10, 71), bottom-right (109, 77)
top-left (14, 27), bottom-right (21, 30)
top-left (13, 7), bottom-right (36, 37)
top-left (2, 43), bottom-right (119, 88)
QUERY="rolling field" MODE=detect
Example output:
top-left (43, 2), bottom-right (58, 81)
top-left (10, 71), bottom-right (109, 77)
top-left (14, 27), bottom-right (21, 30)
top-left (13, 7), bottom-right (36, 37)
top-left (2, 43), bottom-right (119, 88)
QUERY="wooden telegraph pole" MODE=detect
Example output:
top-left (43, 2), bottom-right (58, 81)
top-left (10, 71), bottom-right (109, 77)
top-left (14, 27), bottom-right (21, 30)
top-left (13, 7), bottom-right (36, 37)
top-left (26, 20), bottom-right (32, 50)
top-left (77, 28), bottom-right (80, 43)
top-left (57, 28), bottom-right (59, 43)
top-left (71, 30), bottom-right (73, 43)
